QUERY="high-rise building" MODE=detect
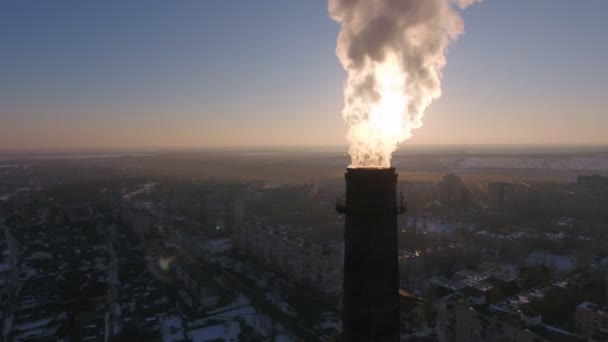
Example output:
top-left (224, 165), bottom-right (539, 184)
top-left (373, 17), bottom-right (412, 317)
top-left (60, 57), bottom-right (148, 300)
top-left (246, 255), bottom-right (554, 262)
top-left (488, 181), bottom-right (512, 209)
top-left (438, 173), bottom-right (464, 204)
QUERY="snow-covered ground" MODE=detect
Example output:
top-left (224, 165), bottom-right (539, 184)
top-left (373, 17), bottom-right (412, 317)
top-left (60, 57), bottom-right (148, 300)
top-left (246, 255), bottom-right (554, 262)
top-left (264, 293), bottom-right (296, 317)
top-left (160, 315), bottom-right (185, 341)
top-left (122, 182), bottom-right (157, 200)
top-left (213, 256), bottom-right (297, 318)
top-left (188, 321), bottom-right (241, 342)
top-left (548, 158), bottom-right (608, 171)
top-left (184, 295), bottom-right (291, 341)
top-left (406, 217), bottom-right (476, 235)
top-left (460, 158), bottom-right (547, 169)
top-left (274, 334), bottom-right (298, 342)
top-left (459, 157), bottom-right (608, 171)
top-left (0, 192), bottom-right (16, 202)
top-left (313, 312), bottom-right (340, 336)
top-left (200, 239), bottom-right (233, 255)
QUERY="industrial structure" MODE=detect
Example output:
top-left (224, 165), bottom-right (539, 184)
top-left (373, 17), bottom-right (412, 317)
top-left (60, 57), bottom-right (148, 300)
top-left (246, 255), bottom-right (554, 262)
top-left (337, 167), bottom-right (405, 341)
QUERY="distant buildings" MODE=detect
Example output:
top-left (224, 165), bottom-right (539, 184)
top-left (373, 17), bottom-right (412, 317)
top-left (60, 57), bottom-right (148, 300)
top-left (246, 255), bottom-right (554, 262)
top-left (237, 222), bottom-right (341, 295)
top-left (576, 301), bottom-right (608, 339)
top-left (173, 259), bottom-right (223, 310)
top-left (434, 262), bottom-right (608, 341)
top-left (577, 174), bottom-right (608, 191)
top-left (438, 296), bottom-right (583, 342)
top-left (202, 189), bottom-right (245, 234)
top-left (398, 240), bottom-right (464, 296)
top-left (437, 174), bottom-right (465, 206)
top-left (437, 174), bottom-right (475, 212)
top-left (487, 182), bottom-right (512, 210)
top-left (483, 174), bottom-right (608, 218)
top-left (431, 262), bottom-right (519, 305)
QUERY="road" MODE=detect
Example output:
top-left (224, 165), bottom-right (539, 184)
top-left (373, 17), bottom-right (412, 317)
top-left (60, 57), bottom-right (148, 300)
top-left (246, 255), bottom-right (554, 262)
top-left (104, 224), bottom-right (120, 342)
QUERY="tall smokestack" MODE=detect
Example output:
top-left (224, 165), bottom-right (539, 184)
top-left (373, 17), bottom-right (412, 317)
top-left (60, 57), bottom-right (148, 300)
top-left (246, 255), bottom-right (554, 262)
top-left (338, 167), bottom-right (404, 341)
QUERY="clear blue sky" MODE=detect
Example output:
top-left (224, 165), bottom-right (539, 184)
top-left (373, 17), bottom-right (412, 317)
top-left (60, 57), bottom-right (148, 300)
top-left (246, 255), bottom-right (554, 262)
top-left (1, 0), bottom-right (607, 151)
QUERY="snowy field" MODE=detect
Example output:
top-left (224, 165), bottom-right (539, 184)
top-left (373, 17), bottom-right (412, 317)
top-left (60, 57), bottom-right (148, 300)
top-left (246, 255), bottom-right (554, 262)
top-left (459, 157), bottom-right (608, 171)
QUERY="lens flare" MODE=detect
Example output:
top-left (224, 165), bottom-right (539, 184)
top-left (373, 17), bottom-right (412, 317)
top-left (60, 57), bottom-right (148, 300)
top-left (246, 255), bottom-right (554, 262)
top-left (158, 256), bottom-right (176, 271)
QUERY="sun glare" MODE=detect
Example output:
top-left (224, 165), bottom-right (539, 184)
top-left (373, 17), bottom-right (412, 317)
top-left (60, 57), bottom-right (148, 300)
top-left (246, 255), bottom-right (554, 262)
top-left (346, 55), bottom-right (409, 168)
top-left (371, 59), bottom-right (407, 140)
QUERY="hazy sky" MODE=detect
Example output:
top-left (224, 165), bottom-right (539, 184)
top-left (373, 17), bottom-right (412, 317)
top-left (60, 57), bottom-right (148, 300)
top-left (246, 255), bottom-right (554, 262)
top-left (1, 0), bottom-right (607, 151)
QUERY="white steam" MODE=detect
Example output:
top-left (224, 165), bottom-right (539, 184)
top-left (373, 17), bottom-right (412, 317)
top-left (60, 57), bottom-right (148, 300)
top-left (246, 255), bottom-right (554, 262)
top-left (329, 0), bottom-right (479, 168)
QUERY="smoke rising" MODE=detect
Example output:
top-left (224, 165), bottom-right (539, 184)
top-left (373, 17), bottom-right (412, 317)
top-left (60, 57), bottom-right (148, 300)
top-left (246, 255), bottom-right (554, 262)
top-left (329, 0), bottom-right (479, 168)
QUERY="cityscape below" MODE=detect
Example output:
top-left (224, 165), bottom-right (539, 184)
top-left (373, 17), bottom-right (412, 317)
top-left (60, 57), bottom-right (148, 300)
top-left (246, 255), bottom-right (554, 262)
top-left (2, 1), bottom-right (608, 341)
top-left (1, 147), bottom-right (608, 341)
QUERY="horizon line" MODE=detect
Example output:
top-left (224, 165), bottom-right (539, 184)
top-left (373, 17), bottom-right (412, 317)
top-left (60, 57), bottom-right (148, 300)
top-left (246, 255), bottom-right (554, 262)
top-left (2, 143), bottom-right (608, 157)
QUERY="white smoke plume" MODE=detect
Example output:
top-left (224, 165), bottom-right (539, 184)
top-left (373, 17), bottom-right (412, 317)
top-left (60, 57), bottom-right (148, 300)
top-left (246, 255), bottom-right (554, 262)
top-left (329, 0), bottom-right (480, 168)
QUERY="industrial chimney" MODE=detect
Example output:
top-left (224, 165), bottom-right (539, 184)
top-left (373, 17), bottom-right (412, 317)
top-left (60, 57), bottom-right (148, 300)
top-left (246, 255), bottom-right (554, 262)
top-left (337, 167), bottom-right (405, 341)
